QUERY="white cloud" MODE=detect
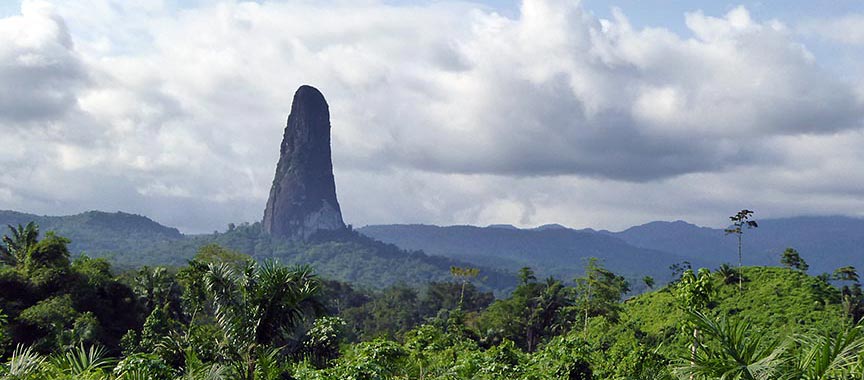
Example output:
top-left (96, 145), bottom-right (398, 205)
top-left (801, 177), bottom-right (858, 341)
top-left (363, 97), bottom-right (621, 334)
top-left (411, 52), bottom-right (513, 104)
top-left (0, 0), bottom-right (862, 233)
top-left (800, 13), bottom-right (864, 46)
top-left (0, 0), bottom-right (87, 123)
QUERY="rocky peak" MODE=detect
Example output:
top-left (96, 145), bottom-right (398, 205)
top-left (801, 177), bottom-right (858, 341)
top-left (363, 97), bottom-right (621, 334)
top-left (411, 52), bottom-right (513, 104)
top-left (262, 85), bottom-right (346, 240)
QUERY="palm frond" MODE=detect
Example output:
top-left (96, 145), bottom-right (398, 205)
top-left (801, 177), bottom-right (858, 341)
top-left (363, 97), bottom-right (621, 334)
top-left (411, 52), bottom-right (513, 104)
top-left (675, 311), bottom-right (789, 380)
top-left (793, 321), bottom-right (864, 379)
top-left (50, 344), bottom-right (115, 376)
top-left (5, 344), bottom-right (46, 378)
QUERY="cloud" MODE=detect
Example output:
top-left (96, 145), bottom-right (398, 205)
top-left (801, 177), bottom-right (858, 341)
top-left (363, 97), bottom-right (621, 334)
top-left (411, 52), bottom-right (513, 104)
top-left (0, 1), bottom-right (88, 123)
top-left (0, 0), bottom-right (863, 233)
top-left (799, 13), bottom-right (864, 46)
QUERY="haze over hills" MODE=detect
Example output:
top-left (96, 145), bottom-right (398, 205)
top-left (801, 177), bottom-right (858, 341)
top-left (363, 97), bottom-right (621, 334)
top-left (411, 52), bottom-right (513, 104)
top-left (358, 215), bottom-right (864, 282)
top-left (356, 224), bottom-right (694, 283)
top-left (606, 216), bottom-right (864, 275)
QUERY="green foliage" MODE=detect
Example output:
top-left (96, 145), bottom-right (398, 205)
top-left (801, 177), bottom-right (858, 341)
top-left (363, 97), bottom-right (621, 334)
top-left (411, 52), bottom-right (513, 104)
top-left (201, 261), bottom-right (323, 380)
top-left (781, 248), bottom-right (809, 272)
top-left (341, 285), bottom-right (422, 341)
top-left (791, 319), bottom-right (864, 379)
top-left (675, 268), bottom-right (713, 313)
top-left (112, 353), bottom-right (174, 379)
top-left (478, 275), bottom-right (572, 352)
top-left (46, 344), bottom-right (115, 379)
top-left (716, 263), bottom-right (741, 285)
top-left (518, 267), bottom-right (536, 286)
top-left (1, 222), bottom-right (39, 268)
top-left (524, 333), bottom-right (593, 379)
top-left (625, 266), bottom-right (847, 361)
top-left (643, 275), bottom-right (655, 289)
top-left (573, 258), bottom-right (630, 332)
top-left (0, 309), bottom-right (7, 352)
top-left (833, 266), bottom-right (859, 283)
top-left (320, 338), bottom-right (408, 380)
top-left (132, 267), bottom-right (175, 313)
top-left (1, 345), bottom-right (47, 379)
top-left (191, 244), bottom-right (251, 268)
top-left (72, 255), bottom-right (113, 288)
top-left (449, 266), bottom-right (479, 308)
top-left (18, 295), bottom-right (78, 350)
top-left (138, 305), bottom-right (178, 354)
top-left (70, 312), bottom-right (101, 347)
top-left (303, 316), bottom-right (346, 368)
top-left (0, 225), bottom-right (139, 358)
top-left (676, 311), bottom-right (786, 380)
top-left (24, 232), bottom-right (71, 287)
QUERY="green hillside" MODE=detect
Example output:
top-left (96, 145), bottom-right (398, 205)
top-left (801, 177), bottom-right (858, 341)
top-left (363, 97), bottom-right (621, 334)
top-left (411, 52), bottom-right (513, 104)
top-left (0, 210), bottom-right (183, 266)
top-left (624, 266), bottom-right (845, 345)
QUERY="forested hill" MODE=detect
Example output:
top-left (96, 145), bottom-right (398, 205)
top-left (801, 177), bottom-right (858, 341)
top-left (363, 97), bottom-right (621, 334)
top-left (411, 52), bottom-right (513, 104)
top-left (0, 210), bottom-right (517, 293)
top-left (0, 210), bottom-right (182, 260)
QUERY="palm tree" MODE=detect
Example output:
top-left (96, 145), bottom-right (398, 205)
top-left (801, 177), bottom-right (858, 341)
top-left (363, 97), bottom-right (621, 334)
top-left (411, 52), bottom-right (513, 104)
top-left (203, 261), bottom-right (323, 380)
top-left (791, 320), bottom-right (864, 379)
top-left (525, 277), bottom-right (568, 352)
top-left (676, 311), bottom-right (786, 380)
top-left (133, 266), bottom-right (175, 312)
top-left (174, 348), bottom-right (228, 380)
top-left (716, 263), bottom-right (741, 285)
top-left (45, 344), bottom-right (114, 379)
top-left (1, 222), bottom-right (40, 266)
top-left (1, 344), bottom-right (46, 379)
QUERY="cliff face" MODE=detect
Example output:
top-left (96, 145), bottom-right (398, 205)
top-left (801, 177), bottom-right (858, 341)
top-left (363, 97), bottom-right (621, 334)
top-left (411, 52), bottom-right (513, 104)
top-left (262, 85), bottom-right (345, 240)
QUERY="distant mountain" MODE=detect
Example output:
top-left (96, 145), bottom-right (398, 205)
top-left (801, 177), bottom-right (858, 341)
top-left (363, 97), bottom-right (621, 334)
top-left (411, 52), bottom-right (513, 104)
top-left (610, 216), bottom-right (864, 275)
top-left (603, 220), bottom-right (735, 264)
top-left (533, 223), bottom-right (569, 231)
top-left (357, 224), bottom-right (693, 284)
top-left (487, 224), bottom-right (519, 230)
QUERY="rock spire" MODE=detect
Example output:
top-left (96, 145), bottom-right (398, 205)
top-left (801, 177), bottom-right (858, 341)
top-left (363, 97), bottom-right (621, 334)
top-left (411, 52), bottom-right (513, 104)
top-left (262, 85), bottom-right (346, 240)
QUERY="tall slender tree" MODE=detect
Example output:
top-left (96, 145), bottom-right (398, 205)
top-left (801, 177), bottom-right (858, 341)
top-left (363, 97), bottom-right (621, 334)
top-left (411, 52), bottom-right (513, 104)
top-left (574, 258), bottom-right (629, 333)
top-left (449, 266), bottom-right (479, 308)
top-left (725, 209), bottom-right (757, 290)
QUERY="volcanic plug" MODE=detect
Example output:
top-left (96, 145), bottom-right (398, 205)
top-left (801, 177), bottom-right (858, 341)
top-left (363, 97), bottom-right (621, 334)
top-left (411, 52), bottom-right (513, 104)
top-left (262, 85), bottom-right (346, 240)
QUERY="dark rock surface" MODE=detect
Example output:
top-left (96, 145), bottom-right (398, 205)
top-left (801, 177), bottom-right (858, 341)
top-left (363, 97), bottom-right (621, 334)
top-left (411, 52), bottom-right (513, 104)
top-left (262, 85), bottom-right (346, 240)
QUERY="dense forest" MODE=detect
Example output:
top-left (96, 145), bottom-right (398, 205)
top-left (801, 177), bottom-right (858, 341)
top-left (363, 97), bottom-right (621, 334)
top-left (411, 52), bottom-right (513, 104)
top-left (1, 222), bottom-right (864, 379)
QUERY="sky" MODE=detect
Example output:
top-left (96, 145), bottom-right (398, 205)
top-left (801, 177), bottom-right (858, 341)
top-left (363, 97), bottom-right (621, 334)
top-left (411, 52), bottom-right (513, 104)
top-left (1, 0), bottom-right (864, 233)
